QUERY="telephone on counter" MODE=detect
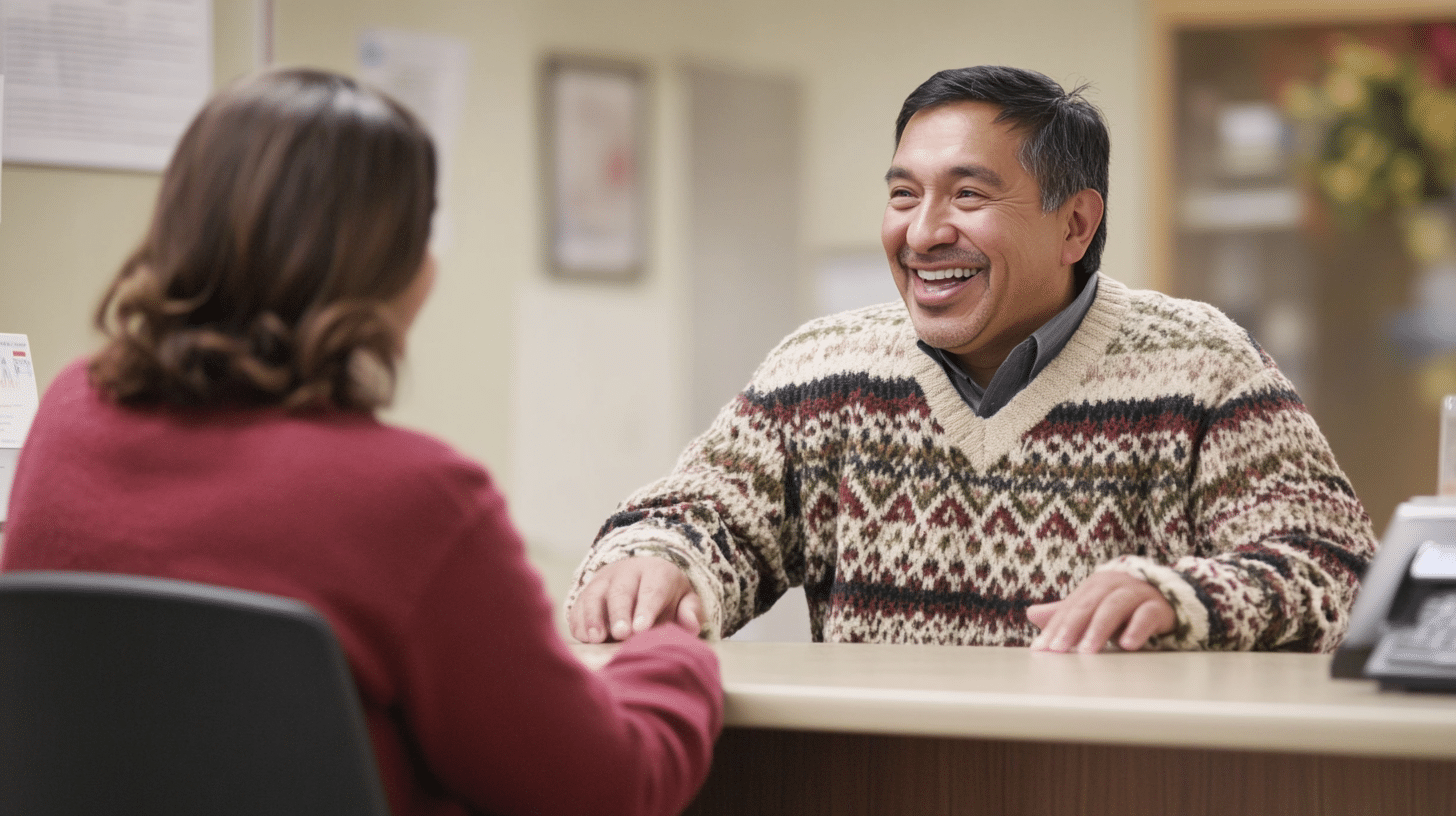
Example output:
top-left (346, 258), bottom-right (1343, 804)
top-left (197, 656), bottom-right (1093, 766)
top-left (1332, 497), bottom-right (1456, 691)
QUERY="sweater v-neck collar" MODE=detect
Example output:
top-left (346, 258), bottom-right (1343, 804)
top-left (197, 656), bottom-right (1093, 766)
top-left (907, 277), bottom-right (1133, 466)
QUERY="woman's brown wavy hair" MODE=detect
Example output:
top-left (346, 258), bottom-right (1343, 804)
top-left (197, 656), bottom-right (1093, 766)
top-left (90, 67), bottom-right (436, 412)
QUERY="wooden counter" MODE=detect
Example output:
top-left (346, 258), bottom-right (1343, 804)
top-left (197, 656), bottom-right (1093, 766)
top-left (575, 641), bottom-right (1456, 815)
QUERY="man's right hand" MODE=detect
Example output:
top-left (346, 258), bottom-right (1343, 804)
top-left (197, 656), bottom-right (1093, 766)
top-left (568, 556), bottom-right (704, 643)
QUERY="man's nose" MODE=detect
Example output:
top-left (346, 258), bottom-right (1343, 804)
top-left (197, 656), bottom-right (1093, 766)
top-left (906, 198), bottom-right (958, 252)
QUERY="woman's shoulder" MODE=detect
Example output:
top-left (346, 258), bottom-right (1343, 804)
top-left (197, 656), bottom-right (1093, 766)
top-left (279, 412), bottom-right (496, 500)
top-left (41, 358), bottom-right (95, 403)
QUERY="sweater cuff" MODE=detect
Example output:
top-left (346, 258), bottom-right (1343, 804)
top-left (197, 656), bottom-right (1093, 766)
top-left (566, 526), bottom-right (724, 640)
top-left (1095, 556), bottom-right (1209, 650)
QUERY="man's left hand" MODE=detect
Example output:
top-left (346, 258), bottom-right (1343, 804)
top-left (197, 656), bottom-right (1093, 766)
top-left (1025, 572), bottom-right (1175, 653)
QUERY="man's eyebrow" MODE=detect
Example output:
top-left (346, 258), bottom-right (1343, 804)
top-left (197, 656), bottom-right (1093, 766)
top-left (884, 167), bottom-right (914, 184)
top-left (883, 164), bottom-right (1006, 189)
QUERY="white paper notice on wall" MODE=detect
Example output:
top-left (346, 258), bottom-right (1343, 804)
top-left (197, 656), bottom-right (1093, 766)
top-left (0, 333), bottom-right (37, 522)
top-left (0, 334), bottom-right (39, 451)
top-left (358, 28), bottom-right (470, 253)
top-left (0, 0), bottom-right (212, 172)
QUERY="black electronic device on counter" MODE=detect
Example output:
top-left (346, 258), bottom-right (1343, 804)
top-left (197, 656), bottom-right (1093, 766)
top-left (1332, 498), bottom-right (1456, 691)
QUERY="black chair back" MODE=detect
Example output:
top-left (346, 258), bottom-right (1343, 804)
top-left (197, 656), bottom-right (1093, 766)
top-left (0, 570), bottom-right (391, 816)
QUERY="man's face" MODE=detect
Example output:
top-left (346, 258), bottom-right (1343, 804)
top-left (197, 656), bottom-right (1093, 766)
top-left (882, 101), bottom-right (1080, 382)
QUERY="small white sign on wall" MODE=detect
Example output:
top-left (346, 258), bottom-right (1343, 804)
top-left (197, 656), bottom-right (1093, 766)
top-left (0, 334), bottom-right (39, 450)
top-left (0, 0), bottom-right (212, 172)
top-left (358, 28), bottom-right (470, 253)
top-left (0, 334), bottom-right (39, 525)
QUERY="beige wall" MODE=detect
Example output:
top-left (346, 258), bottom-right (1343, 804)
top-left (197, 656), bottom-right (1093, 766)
top-left (0, 0), bottom-right (1151, 582)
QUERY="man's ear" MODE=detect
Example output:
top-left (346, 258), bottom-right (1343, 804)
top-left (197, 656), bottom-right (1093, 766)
top-left (1058, 189), bottom-right (1104, 268)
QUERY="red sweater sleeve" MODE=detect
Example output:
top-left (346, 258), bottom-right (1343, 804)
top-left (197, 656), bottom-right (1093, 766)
top-left (392, 483), bottom-right (722, 816)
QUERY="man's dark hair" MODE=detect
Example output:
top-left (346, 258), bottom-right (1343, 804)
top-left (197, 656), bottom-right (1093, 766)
top-left (895, 65), bottom-right (1109, 277)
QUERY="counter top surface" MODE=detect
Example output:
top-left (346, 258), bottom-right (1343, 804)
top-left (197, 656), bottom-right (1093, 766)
top-left (572, 640), bottom-right (1456, 759)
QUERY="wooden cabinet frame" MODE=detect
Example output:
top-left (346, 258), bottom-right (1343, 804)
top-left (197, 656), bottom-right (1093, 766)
top-left (1148, 0), bottom-right (1456, 291)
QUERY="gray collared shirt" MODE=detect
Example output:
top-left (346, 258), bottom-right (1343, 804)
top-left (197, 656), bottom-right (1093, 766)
top-left (918, 272), bottom-right (1099, 418)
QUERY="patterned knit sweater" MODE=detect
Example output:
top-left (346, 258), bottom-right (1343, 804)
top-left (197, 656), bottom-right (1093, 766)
top-left (569, 277), bottom-right (1377, 651)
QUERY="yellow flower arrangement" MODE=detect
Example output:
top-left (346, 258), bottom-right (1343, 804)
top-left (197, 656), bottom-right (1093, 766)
top-left (1281, 28), bottom-right (1456, 232)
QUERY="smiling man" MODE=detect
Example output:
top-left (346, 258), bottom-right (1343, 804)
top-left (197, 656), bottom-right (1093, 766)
top-left (567, 66), bottom-right (1376, 654)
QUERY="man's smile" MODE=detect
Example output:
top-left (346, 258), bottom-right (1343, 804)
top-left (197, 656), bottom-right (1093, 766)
top-left (915, 267), bottom-right (980, 281)
top-left (910, 266), bottom-right (983, 300)
top-left (899, 244), bottom-right (990, 300)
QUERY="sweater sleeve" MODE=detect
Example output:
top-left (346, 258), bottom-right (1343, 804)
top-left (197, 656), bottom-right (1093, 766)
top-left (398, 482), bottom-right (723, 816)
top-left (1098, 366), bottom-right (1377, 652)
top-left (566, 387), bottom-right (804, 640)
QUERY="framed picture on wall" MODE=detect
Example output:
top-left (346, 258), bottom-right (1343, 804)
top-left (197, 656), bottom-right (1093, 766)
top-left (541, 56), bottom-right (648, 281)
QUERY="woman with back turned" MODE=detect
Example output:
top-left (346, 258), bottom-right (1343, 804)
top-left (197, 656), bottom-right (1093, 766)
top-left (0, 68), bottom-right (722, 816)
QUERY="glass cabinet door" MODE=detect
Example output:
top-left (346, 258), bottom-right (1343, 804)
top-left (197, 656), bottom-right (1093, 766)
top-left (1170, 19), bottom-right (1456, 530)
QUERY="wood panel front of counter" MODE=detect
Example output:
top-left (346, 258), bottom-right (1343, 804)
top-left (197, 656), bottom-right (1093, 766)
top-left (571, 641), bottom-right (1456, 814)
top-left (683, 729), bottom-right (1455, 816)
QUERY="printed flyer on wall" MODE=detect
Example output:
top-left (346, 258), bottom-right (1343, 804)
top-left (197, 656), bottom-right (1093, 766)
top-left (0, 334), bottom-right (37, 525)
top-left (0, 334), bottom-right (39, 449)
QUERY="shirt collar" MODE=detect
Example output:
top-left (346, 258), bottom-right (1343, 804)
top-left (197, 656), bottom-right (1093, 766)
top-left (1026, 270), bottom-right (1099, 379)
top-left (916, 271), bottom-right (1099, 417)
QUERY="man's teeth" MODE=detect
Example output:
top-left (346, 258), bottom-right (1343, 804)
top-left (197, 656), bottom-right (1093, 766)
top-left (915, 268), bottom-right (978, 281)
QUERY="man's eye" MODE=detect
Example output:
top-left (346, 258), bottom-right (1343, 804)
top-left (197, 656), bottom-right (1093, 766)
top-left (956, 188), bottom-right (982, 198)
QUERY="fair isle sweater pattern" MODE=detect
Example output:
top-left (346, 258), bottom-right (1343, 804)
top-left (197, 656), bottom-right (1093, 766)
top-left (569, 278), bottom-right (1377, 651)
